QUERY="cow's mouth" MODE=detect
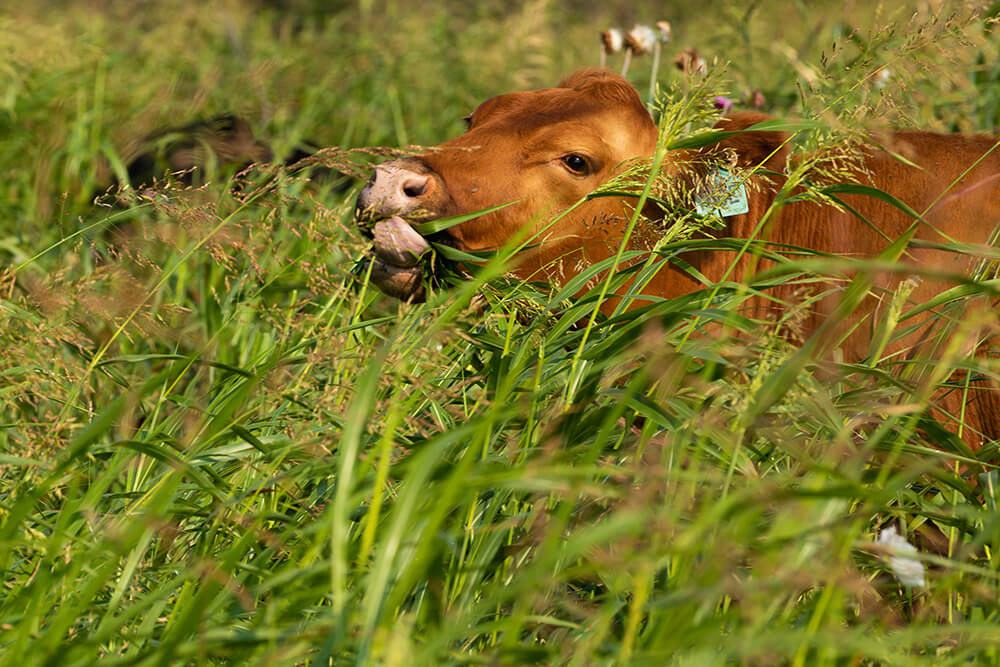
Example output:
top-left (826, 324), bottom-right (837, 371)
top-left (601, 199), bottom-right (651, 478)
top-left (363, 215), bottom-right (433, 302)
top-left (355, 158), bottom-right (462, 302)
top-left (356, 208), bottom-right (466, 302)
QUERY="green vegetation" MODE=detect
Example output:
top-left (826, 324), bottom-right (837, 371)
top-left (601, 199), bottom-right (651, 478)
top-left (3, 1), bottom-right (1000, 663)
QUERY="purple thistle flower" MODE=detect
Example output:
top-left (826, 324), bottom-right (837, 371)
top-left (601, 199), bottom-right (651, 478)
top-left (713, 96), bottom-right (734, 113)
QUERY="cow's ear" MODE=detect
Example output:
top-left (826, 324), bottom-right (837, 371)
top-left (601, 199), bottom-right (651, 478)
top-left (710, 112), bottom-right (789, 170)
top-left (557, 68), bottom-right (620, 89)
top-left (557, 68), bottom-right (645, 109)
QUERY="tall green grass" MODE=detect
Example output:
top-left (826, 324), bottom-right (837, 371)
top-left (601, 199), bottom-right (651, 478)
top-left (3, 1), bottom-right (1000, 664)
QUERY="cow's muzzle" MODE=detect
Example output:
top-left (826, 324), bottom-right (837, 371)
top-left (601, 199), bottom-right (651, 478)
top-left (355, 158), bottom-right (442, 227)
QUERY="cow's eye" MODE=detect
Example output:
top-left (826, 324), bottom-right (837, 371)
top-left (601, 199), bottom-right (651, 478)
top-left (561, 154), bottom-right (590, 175)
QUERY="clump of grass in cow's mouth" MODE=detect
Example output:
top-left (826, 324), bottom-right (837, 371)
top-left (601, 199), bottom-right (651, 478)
top-left (354, 203), bottom-right (515, 302)
top-left (350, 214), bottom-right (439, 302)
top-left (349, 215), bottom-right (461, 302)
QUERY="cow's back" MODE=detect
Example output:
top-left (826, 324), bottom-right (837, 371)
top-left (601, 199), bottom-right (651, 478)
top-left (694, 129), bottom-right (1000, 445)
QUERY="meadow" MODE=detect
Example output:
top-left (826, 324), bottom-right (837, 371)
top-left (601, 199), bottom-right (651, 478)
top-left (3, 0), bottom-right (1000, 663)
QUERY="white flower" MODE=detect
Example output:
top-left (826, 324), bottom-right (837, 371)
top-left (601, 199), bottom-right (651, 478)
top-left (626, 25), bottom-right (658, 55)
top-left (674, 48), bottom-right (707, 75)
top-left (877, 525), bottom-right (926, 588)
top-left (656, 21), bottom-right (672, 42)
top-left (601, 28), bottom-right (624, 54)
top-left (874, 67), bottom-right (891, 90)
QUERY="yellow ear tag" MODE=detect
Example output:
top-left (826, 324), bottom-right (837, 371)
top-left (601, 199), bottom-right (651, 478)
top-left (694, 169), bottom-right (749, 217)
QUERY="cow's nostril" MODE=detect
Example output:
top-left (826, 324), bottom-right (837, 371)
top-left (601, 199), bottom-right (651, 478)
top-left (402, 176), bottom-right (429, 198)
top-left (356, 162), bottom-right (436, 223)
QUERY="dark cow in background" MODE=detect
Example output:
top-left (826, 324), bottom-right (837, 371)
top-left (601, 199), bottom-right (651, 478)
top-left (356, 68), bottom-right (1000, 445)
top-left (122, 115), bottom-right (274, 188)
top-left (98, 115), bottom-right (349, 195)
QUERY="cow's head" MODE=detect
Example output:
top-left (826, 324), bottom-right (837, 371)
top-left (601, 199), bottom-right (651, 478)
top-left (356, 69), bottom-right (660, 301)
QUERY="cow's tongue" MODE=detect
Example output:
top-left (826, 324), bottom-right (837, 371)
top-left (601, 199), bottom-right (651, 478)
top-left (372, 216), bottom-right (430, 267)
top-left (368, 215), bottom-right (430, 302)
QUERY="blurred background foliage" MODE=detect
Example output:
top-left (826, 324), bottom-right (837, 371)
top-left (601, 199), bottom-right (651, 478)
top-left (4, 1), bottom-right (1000, 664)
top-left (3, 0), bottom-right (999, 229)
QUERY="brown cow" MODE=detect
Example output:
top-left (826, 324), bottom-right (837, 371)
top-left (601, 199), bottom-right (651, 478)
top-left (355, 68), bottom-right (1000, 444)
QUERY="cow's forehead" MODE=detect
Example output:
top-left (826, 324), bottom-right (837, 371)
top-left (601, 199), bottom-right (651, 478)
top-left (461, 86), bottom-right (655, 154)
